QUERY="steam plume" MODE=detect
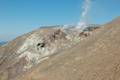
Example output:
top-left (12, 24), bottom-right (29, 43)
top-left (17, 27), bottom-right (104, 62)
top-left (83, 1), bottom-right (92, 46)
top-left (76, 0), bottom-right (91, 30)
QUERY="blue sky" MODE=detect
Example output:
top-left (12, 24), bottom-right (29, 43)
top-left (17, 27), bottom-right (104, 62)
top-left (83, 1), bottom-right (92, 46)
top-left (0, 0), bottom-right (120, 41)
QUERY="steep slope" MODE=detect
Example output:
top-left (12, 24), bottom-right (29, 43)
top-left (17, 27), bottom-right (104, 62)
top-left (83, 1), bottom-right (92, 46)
top-left (14, 17), bottom-right (120, 80)
top-left (0, 25), bottom-right (98, 80)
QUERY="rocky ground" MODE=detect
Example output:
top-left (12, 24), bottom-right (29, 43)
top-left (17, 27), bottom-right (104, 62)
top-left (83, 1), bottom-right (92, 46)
top-left (0, 17), bottom-right (120, 80)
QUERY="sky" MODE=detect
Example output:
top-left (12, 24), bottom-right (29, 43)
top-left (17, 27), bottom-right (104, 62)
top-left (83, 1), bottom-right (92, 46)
top-left (0, 0), bottom-right (120, 41)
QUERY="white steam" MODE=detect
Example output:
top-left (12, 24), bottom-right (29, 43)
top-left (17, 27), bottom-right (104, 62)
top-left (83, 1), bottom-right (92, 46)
top-left (76, 0), bottom-right (91, 30)
top-left (81, 0), bottom-right (91, 18)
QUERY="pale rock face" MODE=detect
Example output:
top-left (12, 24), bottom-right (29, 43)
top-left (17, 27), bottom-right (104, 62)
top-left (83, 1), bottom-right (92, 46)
top-left (17, 32), bottom-right (46, 69)
top-left (18, 51), bottom-right (40, 69)
top-left (16, 28), bottom-right (68, 69)
top-left (17, 33), bottom-right (44, 54)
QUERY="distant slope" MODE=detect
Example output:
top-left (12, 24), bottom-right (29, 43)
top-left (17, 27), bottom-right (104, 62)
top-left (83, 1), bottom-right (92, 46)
top-left (0, 41), bottom-right (7, 46)
top-left (15, 17), bottom-right (120, 80)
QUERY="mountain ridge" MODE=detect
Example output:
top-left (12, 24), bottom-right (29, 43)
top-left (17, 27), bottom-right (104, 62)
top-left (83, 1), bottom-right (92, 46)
top-left (0, 17), bottom-right (120, 80)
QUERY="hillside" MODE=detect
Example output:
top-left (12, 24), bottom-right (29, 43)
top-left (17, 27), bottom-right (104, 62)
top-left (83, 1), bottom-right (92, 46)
top-left (0, 17), bottom-right (120, 80)
top-left (17, 17), bottom-right (120, 80)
